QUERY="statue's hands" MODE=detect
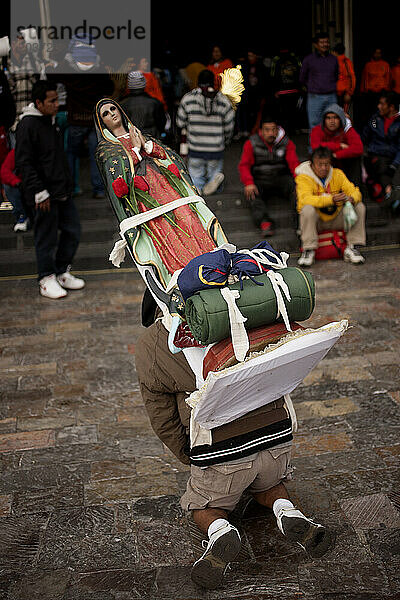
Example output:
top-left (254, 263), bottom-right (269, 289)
top-left (129, 126), bottom-right (145, 150)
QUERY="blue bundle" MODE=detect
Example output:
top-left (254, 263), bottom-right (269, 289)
top-left (177, 248), bottom-right (231, 301)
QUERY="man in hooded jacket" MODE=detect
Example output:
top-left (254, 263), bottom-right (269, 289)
top-left (310, 103), bottom-right (363, 186)
top-left (15, 80), bottom-right (85, 299)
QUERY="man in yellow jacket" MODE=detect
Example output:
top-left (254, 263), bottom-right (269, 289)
top-left (295, 146), bottom-right (366, 266)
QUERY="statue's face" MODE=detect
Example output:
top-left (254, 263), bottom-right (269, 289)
top-left (100, 103), bottom-right (122, 131)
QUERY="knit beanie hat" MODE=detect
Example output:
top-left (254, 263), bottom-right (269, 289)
top-left (69, 34), bottom-right (97, 64)
top-left (128, 71), bottom-right (146, 90)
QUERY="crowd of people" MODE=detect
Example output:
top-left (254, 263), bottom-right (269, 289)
top-left (0, 29), bottom-right (399, 291)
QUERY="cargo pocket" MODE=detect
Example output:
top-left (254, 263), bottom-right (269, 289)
top-left (269, 445), bottom-right (294, 481)
top-left (195, 462), bottom-right (253, 496)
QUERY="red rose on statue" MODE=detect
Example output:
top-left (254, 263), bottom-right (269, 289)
top-left (133, 176), bottom-right (149, 191)
top-left (112, 177), bottom-right (129, 198)
top-left (167, 163), bottom-right (181, 179)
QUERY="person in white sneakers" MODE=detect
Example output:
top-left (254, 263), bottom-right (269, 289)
top-left (15, 81), bottom-right (84, 298)
top-left (295, 146), bottom-right (366, 266)
top-left (135, 318), bottom-right (335, 590)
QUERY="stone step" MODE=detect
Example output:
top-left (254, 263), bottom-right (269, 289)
top-left (0, 218), bottom-right (117, 250)
top-left (1, 205), bottom-right (398, 276)
top-left (0, 241), bottom-right (116, 276)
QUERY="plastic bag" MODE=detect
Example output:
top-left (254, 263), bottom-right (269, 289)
top-left (342, 200), bottom-right (358, 232)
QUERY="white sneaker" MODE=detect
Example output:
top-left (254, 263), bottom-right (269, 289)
top-left (298, 249), bottom-right (315, 266)
top-left (190, 523), bottom-right (241, 589)
top-left (57, 267), bottom-right (85, 290)
top-left (203, 172), bottom-right (225, 196)
top-left (39, 274), bottom-right (67, 299)
top-left (13, 217), bottom-right (29, 232)
top-left (343, 245), bottom-right (365, 264)
top-left (276, 506), bottom-right (335, 558)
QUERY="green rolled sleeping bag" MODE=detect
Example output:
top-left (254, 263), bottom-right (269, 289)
top-left (185, 267), bottom-right (315, 345)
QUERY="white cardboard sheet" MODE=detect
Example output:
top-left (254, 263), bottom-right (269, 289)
top-left (186, 320), bottom-right (348, 430)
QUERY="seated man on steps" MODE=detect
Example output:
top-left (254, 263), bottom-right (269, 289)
top-left (135, 315), bottom-right (335, 590)
top-left (362, 90), bottom-right (400, 212)
top-left (295, 146), bottom-right (366, 266)
top-left (238, 114), bottom-right (299, 237)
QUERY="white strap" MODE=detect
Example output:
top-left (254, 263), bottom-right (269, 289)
top-left (211, 242), bottom-right (237, 254)
top-left (109, 195), bottom-right (205, 267)
top-left (284, 393), bottom-right (297, 432)
top-left (220, 288), bottom-right (249, 362)
top-left (119, 195), bottom-right (205, 235)
top-left (109, 239), bottom-right (128, 267)
top-left (267, 271), bottom-right (292, 332)
top-left (237, 248), bottom-right (289, 270)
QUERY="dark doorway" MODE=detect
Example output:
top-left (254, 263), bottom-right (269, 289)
top-left (150, 0), bottom-right (313, 68)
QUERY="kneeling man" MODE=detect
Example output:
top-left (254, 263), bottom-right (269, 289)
top-left (135, 316), bottom-right (334, 589)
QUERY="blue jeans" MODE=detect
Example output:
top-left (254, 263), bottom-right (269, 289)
top-left (188, 157), bottom-right (224, 192)
top-left (67, 126), bottom-right (103, 195)
top-left (306, 93), bottom-right (337, 131)
top-left (3, 184), bottom-right (27, 220)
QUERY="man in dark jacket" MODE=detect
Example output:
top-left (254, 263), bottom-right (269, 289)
top-left (15, 80), bottom-right (84, 298)
top-left (270, 49), bottom-right (302, 136)
top-left (135, 316), bottom-right (334, 590)
top-left (236, 49), bottom-right (270, 138)
top-left (238, 115), bottom-right (299, 236)
top-left (119, 70), bottom-right (166, 139)
top-left (362, 90), bottom-right (400, 210)
top-left (60, 34), bottom-right (114, 199)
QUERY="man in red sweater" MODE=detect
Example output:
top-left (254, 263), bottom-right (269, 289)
top-left (310, 103), bottom-right (363, 186)
top-left (238, 115), bottom-right (299, 236)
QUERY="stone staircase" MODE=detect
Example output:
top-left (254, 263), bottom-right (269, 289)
top-left (1, 136), bottom-right (399, 277)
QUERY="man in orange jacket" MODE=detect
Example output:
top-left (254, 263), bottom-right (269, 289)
top-left (359, 48), bottom-right (391, 128)
top-left (333, 43), bottom-right (356, 112)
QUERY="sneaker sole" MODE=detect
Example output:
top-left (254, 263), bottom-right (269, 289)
top-left (344, 256), bottom-right (365, 264)
top-left (203, 175), bottom-right (225, 196)
top-left (281, 516), bottom-right (335, 558)
top-left (40, 291), bottom-right (67, 299)
top-left (190, 530), bottom-right (241, 589)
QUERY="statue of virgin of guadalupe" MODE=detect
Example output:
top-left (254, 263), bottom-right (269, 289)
top-left (94, 99), bottom-right (227, 286)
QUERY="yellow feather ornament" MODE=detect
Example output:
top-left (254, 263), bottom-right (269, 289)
top-left (220, 65), bottom-right (245, 110)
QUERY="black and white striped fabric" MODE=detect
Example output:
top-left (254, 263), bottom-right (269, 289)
top-left (176, 89), bottom-right (235, 156)
top-left (190, 417), bottom-right (293, 467)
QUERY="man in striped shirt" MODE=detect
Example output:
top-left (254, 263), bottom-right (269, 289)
top-left (176, 69), bottom-right (234, 196)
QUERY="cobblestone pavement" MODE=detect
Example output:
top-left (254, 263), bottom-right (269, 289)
top-left (0, 248), bottom-right (399, 599)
